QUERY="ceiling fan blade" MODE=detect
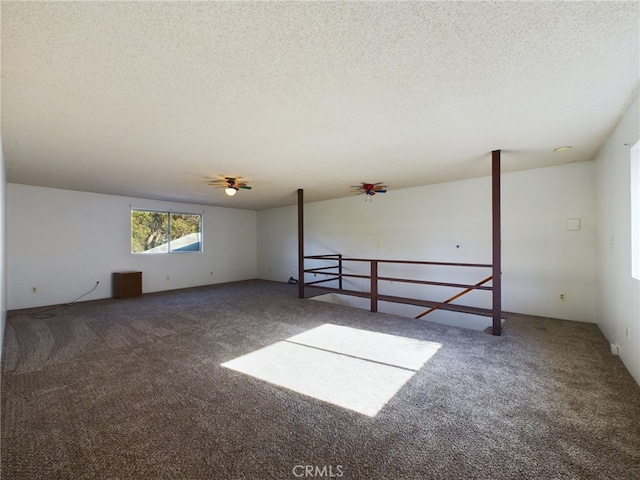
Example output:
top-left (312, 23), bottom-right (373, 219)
top-left (239, 185), bottom-right (252, 190)
top-left (375, 189), bottom-right (387, 193)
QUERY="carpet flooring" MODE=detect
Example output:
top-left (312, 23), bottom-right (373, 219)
top-left (2, 279), bottom-right (639, 479)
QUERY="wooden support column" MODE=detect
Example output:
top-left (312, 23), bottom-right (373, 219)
top-left (370, 260), bottom-right (378, 313)
top-left (492, 150), bottom-right (502, 336)
top-left (298, 189), bottom-right (305, 299)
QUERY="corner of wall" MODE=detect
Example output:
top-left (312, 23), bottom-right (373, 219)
top-left (595, 93), bottom-right (640, 385)
top-left (0, 134), bottom-right (6, 361)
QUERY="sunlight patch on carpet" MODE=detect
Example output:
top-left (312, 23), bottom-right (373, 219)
top-left (221, 324), bottom-right (442, 417)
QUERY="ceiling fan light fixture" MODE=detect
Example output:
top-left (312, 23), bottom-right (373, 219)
top-left (208, 176), bottom-right (252, 196)
top-left (352, 182), bottom-right (388, 200)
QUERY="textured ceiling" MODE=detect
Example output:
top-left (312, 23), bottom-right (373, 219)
top-left (2, 1), bottom-right (639, 210)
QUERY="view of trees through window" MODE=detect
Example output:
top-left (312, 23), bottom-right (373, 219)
top-left (131, 210), bottom-right (202, 253)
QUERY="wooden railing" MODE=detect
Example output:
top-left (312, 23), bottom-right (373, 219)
top-left (302, 254), bottom-right (501, 335)
top-left (297, 151), bottom-right (503, 336)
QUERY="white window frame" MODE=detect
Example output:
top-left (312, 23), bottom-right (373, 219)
top-left (131, 209), bottom-right (203, 254)
top-left (631, 140), bottom-right (640, 280)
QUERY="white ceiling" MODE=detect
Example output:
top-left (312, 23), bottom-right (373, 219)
top-left (2, 1), bottom-right (639, 210)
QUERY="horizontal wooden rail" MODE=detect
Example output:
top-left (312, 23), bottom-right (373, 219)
top-left (377, 276), bottom-right (492, 291)
top-left (304, 269), bottom-right (492, 291)
top-left (304, 270), bottom-right (492, 291)
top-left (305, 255), bottom-right (491, 268)
top-left (305, 277), bottom-right (340, 286)
top-left (306, 265), bottom-right (341, 273)
top-left (304, 270), bottom-right (368, 280)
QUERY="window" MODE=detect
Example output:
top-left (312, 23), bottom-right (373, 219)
top-left (131, 210), bottom-right (202, 254)
top-left (632, 141), bottom-right (640, 280)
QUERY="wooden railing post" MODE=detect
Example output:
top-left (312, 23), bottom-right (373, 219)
top-left (298, 189), bottom-right (304, 299)
top-left (492, 150), bottom-right (502, 336)
top-left (370, 260), bottom-right (378, 312)
top-left (338, 254), bottom-right (343, 290)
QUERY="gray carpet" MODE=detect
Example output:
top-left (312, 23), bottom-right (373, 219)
top-left (2, 279), bottom-right (639, 479)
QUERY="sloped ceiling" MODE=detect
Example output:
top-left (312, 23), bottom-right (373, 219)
top-left (2, 1), bottom-right (639, 210)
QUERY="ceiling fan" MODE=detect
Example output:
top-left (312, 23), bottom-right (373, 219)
top-left (208, 177), bottom-right (252, 196)
top-left (352, 182), bottom-right (388, 199)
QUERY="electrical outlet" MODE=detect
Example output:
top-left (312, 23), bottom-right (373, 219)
top-left (626, 327), bottom-right (630, 340)
top-left (32, 287), bottom-right (37, 293)
top-left (559, 293), bottom-right (566, 301)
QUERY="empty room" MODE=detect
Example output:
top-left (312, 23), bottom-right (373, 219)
top-left (1, 1), bottom-right (639, 479)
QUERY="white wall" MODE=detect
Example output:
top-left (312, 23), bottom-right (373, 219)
top-left (595, 94), bottom-right (640, 384)
top-left (258, 160), bottom-right (597, 322)
top-left (7, 184), bottom-right (257, 310)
